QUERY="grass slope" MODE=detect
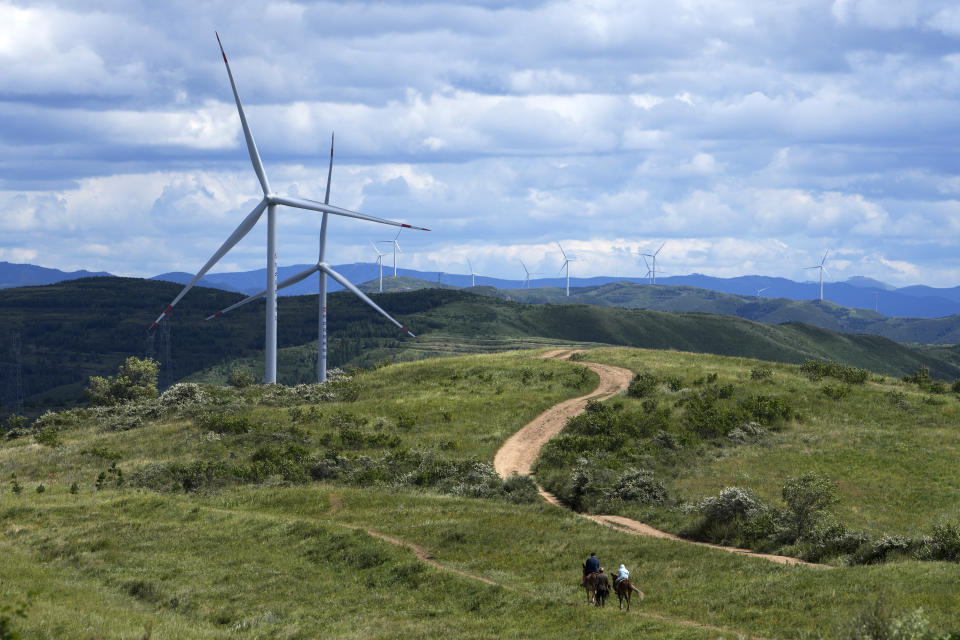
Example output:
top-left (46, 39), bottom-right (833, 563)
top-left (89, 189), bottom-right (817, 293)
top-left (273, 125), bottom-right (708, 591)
top-left (1, 350), bottom-right (959, 638)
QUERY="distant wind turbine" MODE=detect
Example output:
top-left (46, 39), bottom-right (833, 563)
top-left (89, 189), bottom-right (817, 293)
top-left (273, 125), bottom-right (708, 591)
top-left (378, 229), bottom-right (403, 277)
top-left (520, 260), bottom-right (533, 288)
top-left (641, 243), bottom-right (665, 285)
top-left (641, 254), bottom-right (653, 284)
top-left (205, 134), bottom-right (418, 382)
top-left (151, 34), bottom-right (428, 383)
top-left (371, 241), bottom-right (386, 293)
top-left (558, 243), bottom-right (576, 296)
top-left (755, 287), bottom-right (768, 300)
top-left (467, 258), bottom-right (479, 287)
top-left (805, 250), bottom-right (830, 301)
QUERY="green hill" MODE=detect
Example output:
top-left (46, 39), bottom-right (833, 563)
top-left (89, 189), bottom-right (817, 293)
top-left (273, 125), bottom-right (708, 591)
top-left (1, 349), bottom-right (959, 638)
top-left (493, 281), bottom-right (960, 343)
top-left (1, 278), bottom-right (957, 418)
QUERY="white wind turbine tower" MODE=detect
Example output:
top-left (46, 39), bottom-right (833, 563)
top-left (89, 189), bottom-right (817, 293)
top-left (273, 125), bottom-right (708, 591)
top-left (151, 35), bottom-right (428, 384)
top-left (467, 258), bottom-right (479, 287)
top-left (378, 229), bottom-right (403, 277)
top-left (371, 241), bottom-right (386, 293)
top-left (805, 250), bottom-right (830, 301)
top-left (206, 135), bottom-right (418, 382)
top-left (558, 243), bottom-right (576, 296)
top-left (755, 287), bottom-right (768, 300)
top-left (641, 243), bottom-right (665, 285)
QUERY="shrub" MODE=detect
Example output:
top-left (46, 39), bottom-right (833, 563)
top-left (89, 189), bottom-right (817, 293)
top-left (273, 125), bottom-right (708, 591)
top-left (781, 472), bottom-right (838, 541)
top-left (742, 394), bottom-right (793, 425)
top-left (33, 427), bottom-right (60, 448)
top-left (69, 482), bottom-right (79, 495)
top-left (953, 379), bottom-right (960, 394)
top-left (801, 360), bottom-right (869, 385)
top-left (842, 600), bottom-right (933, 640)
top-left (664, 375), bottom-right (684, 392)
top-left (750, 366), bottom-right (773, 380)
top-left (700, 487), bottom-right (767, 524)
top-left (501, 475), bottom-right (540, 504)
top-left (9, 475), bottom-right (22, 495)
top-left (924, 521), bottom-right (960, 562)
top-left (851, 535), bottom-right (915, 565)
top-left (85, 357), bottom-right (159, 407)
top-left (196, 411), bottom-right (254, 435)
top-left (228, 368), bottom-right (256, 388)
top-left (887, 391), bottom-right (911, 411)
top-left (565, 456), bottom-right (616, 512)
top-left (158, 383), bottom-right (208, 413)
top-left (35, 484), bottom-right (44, 494)
top-left (607, 469), bottom-right (666, 505)
top-left (822, 384), bottom-right (851, 401)
top-left (627, 372), bottom-right (658, 398)
top-left (683, 393), bottom-right (746, 439)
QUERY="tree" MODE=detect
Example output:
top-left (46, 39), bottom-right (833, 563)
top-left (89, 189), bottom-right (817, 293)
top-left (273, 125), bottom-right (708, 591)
top-left (85, 357), bottom-right (159, 406)
top-left (781, 472), bottom-right (838, 541)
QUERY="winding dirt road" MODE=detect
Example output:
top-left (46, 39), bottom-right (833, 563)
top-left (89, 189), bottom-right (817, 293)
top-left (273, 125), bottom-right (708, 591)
top-left (494, 350), bottom-right (826, 569)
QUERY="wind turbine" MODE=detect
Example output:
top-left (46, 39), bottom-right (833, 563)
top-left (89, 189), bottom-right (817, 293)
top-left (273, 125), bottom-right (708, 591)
top-left (755, 287), bottom-right (768, 300)
top-left (641, 254), bottom-right (653, 284)
top-left (205, 135), bottom-right (417, 382)
top-left (371, 241), bottom-right (386, 293)
top-left (150, 35), bottom-right (428, 384)
top-left (805, 250), bottom-right (830, 301)
top-left (558, 243), bottom-right (575, 296)
top-left (378, 229), bottom-right (403, 277)
top-left (467, 258), bottom-right (478, 287)
top-left (520, 260), bottom-right (533, 288)
top-left (641, 243), bottom-right (665, 285)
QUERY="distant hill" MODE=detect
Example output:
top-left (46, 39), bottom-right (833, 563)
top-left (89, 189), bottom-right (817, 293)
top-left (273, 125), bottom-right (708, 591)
top-left (2, 278), bottom-right (957, 419)
top-left (482, 281), bottom-right (960, 344)
top-left (0, 261), bottom-right (113, 288)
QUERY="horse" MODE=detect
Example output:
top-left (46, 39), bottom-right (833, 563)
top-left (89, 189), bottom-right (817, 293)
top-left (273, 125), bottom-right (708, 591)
top-left (581, 564), bottom-right (603, 604)
top-left (614, 578), bottom-right (644, 611)
top-left (593, 572), bottom-right (610, 607)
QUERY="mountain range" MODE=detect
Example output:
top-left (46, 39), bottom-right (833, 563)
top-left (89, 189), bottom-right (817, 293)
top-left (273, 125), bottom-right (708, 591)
top-left (5, 260), bottom-right (960, 319)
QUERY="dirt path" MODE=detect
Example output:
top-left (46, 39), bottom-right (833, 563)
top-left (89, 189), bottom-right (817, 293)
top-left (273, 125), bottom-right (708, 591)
top-left (494, 350), bottom-right (827, 569)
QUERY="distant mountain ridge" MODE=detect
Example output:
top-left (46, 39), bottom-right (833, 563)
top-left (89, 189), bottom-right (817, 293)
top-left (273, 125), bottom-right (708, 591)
top-left (5, 260), bottom-right (960, 319)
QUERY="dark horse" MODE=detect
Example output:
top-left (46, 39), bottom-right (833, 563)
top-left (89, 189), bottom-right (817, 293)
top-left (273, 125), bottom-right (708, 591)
top-left (614, 578), bottom-right (644, 611)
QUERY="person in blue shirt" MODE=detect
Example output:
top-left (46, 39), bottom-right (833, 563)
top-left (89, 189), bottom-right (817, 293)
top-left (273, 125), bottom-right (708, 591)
top-left (582, 552), bottom-right (600, 585)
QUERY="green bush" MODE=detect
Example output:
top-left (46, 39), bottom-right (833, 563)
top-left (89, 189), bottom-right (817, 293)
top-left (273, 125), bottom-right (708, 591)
top-left (781, 472), bottom-right (838, 541)
top-left (228, 368), bottom-right (256, 388)
top-left (195, 411), bottom-right (254, 434)
top-left (750, 366), bottom-right (773, 380)
top-left (822, 384), bottom-right (852, 401)
top-left (85, 357), bottom-right (159, 407)
top-left (924, 521), bottom-right (960, 562)
top-left (607, 469), bottom-right (666, 505)
top-left (700, 487), bottom-right (767, 524)
top-left (627, 372), bottom-right (658, 398)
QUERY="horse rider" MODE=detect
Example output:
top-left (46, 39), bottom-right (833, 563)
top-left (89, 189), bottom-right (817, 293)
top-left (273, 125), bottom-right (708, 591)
top-left (614, 563), bottom-right (630, 588)
top-left (582, 552), bottom-right (600, 585)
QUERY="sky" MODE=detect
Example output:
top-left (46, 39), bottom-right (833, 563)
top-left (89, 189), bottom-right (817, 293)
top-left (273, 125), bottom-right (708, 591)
top-left (2, 0), bottom-right (960, 287)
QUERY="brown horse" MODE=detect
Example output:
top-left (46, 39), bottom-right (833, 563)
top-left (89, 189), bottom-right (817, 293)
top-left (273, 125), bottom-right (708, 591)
top-left (614, 578), bottom-right (644, 611)
top-left (581, 565), bottom-right (605, 604)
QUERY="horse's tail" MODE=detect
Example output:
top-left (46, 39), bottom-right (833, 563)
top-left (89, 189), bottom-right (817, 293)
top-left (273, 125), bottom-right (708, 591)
top-left (631, 584), bottom-right (644, 598)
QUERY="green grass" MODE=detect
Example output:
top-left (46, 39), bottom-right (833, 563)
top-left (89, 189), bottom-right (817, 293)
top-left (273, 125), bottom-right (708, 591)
top-left (2, 347), bottom-right (960, 638)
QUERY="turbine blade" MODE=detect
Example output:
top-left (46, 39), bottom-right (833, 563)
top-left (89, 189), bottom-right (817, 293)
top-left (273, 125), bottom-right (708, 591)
top-left (321, 265), bottom-right (416, 338)
top-left (821, 249), bottom-right (829, 265)
top-left (324, 132), bottom-right (334, 205)
top-left (557, 242), bottom-right (567, 259)
top-left (656, 242), bottom-right (665, 256)
top-left (278, 264), bottom-right (321, 290)
top-left (206, 263), bottom-right (323, 322)
top-left (272, 194), bottom-right (430, 231)
top-left (216, 33), bottom-right (270, 197)
top-left (150, 198), bottom-right (268, 329)
top-left (395, 241), bottom-right (403, 253)
top-left (204, 290), bottom-right (265, 321)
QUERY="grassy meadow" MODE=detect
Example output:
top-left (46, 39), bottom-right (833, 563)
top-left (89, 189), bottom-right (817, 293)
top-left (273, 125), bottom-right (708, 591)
top-left (1, 348), bottom-right (959, 638)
